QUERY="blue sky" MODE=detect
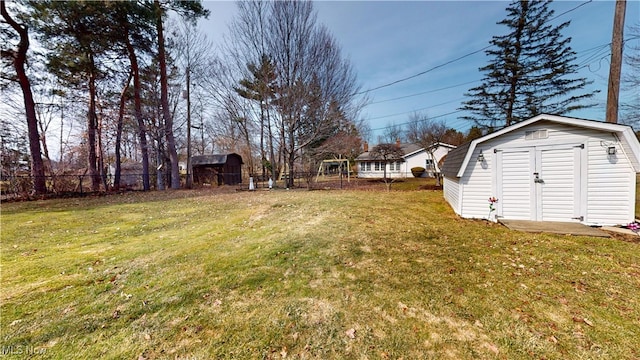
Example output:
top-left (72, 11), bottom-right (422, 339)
top-left (199, 1), bottom-right (640, 140)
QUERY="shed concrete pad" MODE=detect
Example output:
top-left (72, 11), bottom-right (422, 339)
top-left (498, 220), bottom-right (610, 237)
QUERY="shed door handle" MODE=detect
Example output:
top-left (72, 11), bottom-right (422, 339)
top-left (533, 172), bottom-right (544, 183)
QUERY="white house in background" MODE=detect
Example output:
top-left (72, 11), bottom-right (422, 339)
top-left (356, 141), bottom-right (456, 179)
top-left (424, 142), bottom-right (457, 177)
top-left (441, 114), bottom-right (640, 226)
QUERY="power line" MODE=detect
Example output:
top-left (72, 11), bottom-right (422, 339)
top-left (368, 79), bottom-right (480, 105)
top-left (355, 46), bottom-right (490, 96)
top-left (364, 38), bottom-right (616, 132)
top-left (355, 0), bottom-right (594, 97)
top-left (367, 40), bottom-right (611, 109)
top-left (369, 109), bottom-right (465, 131)
top-left (366, 98), bottom-right (464, 121)
top-left (369, 39), bottom-right (615, 111)
top-left (547, 0), bottom-right (592, 22)
top-left (360, 0), bottom-right (613, 136)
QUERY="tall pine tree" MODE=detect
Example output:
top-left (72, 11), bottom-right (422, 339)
top-left (29, 1), bottom-right (117, 192)
top-left (1, 1), bottom-right (47, 194)
top-left (460, 0), bottom-right (598, 129)
top-left (152, 0), bottom-right (208, 189)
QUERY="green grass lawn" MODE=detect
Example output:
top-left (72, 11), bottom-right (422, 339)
top-left (1, 188), bottom-right (639, 359)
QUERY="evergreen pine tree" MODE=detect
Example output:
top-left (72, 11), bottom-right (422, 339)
top-left (460, 0), bottom-right (598, 129)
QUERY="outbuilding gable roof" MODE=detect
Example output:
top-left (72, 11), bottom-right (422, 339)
top-left (443, 114), bottom-right (640, 178)
top-left (440, 142), bottom-right (471, 178)
top-left (192, 153), bottom-right (243, 166)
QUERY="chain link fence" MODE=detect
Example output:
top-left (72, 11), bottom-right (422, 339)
top-left (1, 173), bottom-right (151, 199)
top-left (1, 171), bottom-right (358, 200)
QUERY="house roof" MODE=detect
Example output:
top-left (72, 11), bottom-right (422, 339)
top-left (426, 142), bottom-right (457, 151)
top-left (356, 143), bottom-right (423, 161)
top-left (192, 153), bottom-right (243, 166)
top-left (442, 114), bottom-right (640, 178)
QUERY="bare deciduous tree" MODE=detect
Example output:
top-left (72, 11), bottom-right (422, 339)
top-left (172, 18), bottom-right (213, 188)
top-left (405, 112), bottom-right (452, 186)
top-left (369, 142), bottom-right (405, 191)
top-left (227, 0), bottom-right (362, 188)
top-left (379, 122), bottom-right (404, 144)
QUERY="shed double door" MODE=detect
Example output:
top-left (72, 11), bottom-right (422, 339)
top-left (497, 144), bottom-right (583, 222)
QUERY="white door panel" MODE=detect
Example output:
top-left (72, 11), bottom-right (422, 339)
top-left (500, 150), bottom-right (533, 220)
top-left (538, 147), bottom-right (577, 222)
top-left (497, 144), bottom-right (583, 222)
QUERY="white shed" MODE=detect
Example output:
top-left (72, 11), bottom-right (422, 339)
top-left (441, 114), bottom-right (640, 226)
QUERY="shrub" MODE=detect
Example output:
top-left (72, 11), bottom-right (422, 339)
top-left (411, 167), bottom-right (425, 178)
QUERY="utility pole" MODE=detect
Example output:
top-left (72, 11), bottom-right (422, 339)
top-left (185, 65), bottom-right (193, 188)
top-left (606, 0), bottom-right (626, 123)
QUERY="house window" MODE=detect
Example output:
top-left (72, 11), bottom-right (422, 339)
top-left (374, 161), bottom-right (383, 171)
top-left (390, 161), bottom-right (400, 171)
top-left (425, 159), bottom-right (435, 170)
top-left (361, 162), bottom-right (371, 171)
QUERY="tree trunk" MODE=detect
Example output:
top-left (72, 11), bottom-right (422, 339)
top-left (287, 151), bottom-right (295, 188)
top-left (115, 72), bottom-right (132, 190)
top-left (87, 64), bottom-right (101, 192)
top-left (260, 101), bottom-right (266, 180)
top-left (1, 1), bottom-right (46, 194)
top-left (125, 23), bottom-right (150, 190)
top-left (428, 149), bottom-right (442, 186)
top-left (266, 102), bottom-right (276, 180)
top-left (506, 2), bottom-right (527, 127)
top-left (155, 0), bottom-right (180, 189)
top-left (97, 96), bottom-right (107, 190)
top-left (36, 116), bottom-right (53, 176)
top-left (287, 126), bottom-right (295, 188)
top-left (186, 66), bottom-right (192, 189)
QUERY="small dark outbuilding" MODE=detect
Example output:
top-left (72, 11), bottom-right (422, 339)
top-left (192, 153), bottom-right (243, 186)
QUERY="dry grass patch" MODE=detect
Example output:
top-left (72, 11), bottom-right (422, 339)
top-left (1, 188), bottom-right (639, 359)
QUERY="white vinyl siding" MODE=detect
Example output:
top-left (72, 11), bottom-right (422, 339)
top-left (586, 135), bottom-right (635, 225)
top-left (443, 176), bottom-right (460, 215)
top-left (404, 150), bottom-right (430, 178)
top-left (459, 147), bottom-right (493, 219)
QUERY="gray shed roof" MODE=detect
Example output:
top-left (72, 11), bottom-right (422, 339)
top-left (440, 142), bottom-right (471, 178)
